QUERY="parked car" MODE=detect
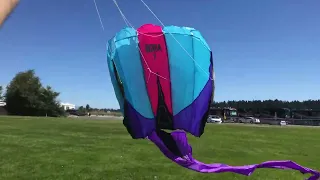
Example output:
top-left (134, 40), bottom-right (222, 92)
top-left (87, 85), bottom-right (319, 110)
top-left (207, 115), bottom-right (222, 124)
top-left (238, 117), bottom-right (260, 124)
top-left (66, 109), bottom-right (87, 116)
top-left (279, 120), bottom-right (287, 126)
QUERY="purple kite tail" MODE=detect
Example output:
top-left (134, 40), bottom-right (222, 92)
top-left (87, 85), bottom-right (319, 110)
top-left (148, 130), bottom-right (319, 180)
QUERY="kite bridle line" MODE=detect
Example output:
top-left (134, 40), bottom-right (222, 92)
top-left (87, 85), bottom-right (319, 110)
top-left (138, 0), bottom-right (214, 80)
top-left (93, 0), bottom-right (140, 96)
top-left (137, 0), bottom-right (216, 99)
top-left (111, 0), bottom-right (210, 82)
top-left (96, 0), bottom-right (169, 83)
top-left (93, 0), bottom-right (215, 85)
top-left (92, 0), bottom-right (104, 31)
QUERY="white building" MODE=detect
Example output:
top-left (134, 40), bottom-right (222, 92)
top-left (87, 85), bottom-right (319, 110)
top-left (60, 102), bottom-right (76, 110)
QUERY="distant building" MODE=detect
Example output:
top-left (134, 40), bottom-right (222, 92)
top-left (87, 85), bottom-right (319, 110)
top-left (60, 102), bottom-right (76, 110)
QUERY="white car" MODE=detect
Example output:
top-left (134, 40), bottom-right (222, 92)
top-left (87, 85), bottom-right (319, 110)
top-left (239, 117), bottom-right (260, 124)
top-left (280, 120), bottom-right (287, 126)
top-left (207, 115), bottom-right (222, 124)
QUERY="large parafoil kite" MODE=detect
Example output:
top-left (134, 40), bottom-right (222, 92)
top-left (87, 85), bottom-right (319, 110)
top-left (107, 24), bottom-right (319, 180)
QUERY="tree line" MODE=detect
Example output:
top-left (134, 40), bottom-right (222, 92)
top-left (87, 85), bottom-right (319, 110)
top-left (76, 104), bottom-right (120, 113)
top-left (213, 99), bottom-right (320, 110)
top-left (0, 86), bottom-right (3, 101)
top-left (81, 100), bottom-right (320, 114)
top-left (1, 69), bottom-right (320, 117)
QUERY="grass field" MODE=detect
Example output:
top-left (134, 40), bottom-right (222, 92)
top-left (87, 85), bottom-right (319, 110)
top-left (0, 116), bottom-right (319, 180)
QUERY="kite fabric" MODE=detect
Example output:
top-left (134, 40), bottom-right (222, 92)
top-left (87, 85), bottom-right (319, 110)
top-left (106, 24), bottom-right (319, 179)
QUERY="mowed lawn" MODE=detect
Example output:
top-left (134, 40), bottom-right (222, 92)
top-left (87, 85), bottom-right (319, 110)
top-left (0, 116), bottom-right (319, 180)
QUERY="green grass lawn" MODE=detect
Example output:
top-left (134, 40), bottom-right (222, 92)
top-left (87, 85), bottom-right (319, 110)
top-left (0, 116), bottom-right (319, 180)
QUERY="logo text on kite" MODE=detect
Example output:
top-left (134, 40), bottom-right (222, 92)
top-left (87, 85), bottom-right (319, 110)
top-left (145, 44), bottom-right (162, 59)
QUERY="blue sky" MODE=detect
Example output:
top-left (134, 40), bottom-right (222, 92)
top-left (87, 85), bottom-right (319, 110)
top-left (1, 0), bottom-right (319, 108)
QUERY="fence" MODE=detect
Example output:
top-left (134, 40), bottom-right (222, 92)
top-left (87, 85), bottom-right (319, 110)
top-left (260, 118), bottom-right (320, 126)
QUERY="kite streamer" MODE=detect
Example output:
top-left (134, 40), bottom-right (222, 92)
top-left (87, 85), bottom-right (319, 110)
top-left (149, 130), bottom-right (319, 180)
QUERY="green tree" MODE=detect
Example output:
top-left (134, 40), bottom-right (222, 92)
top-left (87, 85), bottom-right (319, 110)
top-left (86, 104), bottom-right (90, 111)
top-left (5, 69), bottom-right (64, 116)
top-left (39, 86), bottom-right (64, 117)
top-left (0, 85), bottom-right (3, 100)
top-left (78, 106), bottom-right (84, 111)
top-left (78, 106), bottom-right (86, 113)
